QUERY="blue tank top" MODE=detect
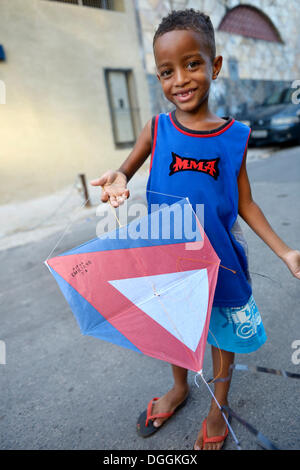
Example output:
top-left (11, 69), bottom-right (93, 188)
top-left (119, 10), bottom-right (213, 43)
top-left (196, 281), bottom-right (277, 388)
top-left (146, 111), bottom-right (252, 308)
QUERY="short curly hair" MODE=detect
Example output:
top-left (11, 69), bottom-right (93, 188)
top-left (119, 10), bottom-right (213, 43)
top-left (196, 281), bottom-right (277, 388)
top-left (153, 9), bottom-right (216, 61)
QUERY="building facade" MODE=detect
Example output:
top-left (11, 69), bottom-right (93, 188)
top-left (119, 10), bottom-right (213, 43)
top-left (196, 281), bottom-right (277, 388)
top-left (135, 0), bottom-right (300, 116)
top-left (0, 0), bottom-right (299, 204)
top-left (0, 0), bottom-right (151, 203)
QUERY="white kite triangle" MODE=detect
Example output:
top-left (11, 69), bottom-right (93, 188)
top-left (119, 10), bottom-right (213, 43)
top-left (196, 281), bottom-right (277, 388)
top-left (108, 269), bottom-right (209, 352)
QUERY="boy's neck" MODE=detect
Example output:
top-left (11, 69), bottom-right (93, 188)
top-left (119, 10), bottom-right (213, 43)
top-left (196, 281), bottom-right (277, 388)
top-left (174, 101), bottom-right (226, 132)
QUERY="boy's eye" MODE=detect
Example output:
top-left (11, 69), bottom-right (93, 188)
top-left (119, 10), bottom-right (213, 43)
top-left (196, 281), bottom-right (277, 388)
top-left (187, 61), bottom-right (201, 70)
top-left (160, 69), bottom-right (172, 78)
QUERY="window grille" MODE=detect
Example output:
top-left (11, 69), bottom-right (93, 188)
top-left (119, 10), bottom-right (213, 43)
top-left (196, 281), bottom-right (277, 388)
top-left (47, 0), bottom-right (115, 10)
top-left (218, 5), bottom-right (283, 43)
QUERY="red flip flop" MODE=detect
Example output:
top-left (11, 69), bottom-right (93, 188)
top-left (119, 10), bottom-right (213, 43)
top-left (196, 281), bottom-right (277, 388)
top-left (196, 417), bottom-right (230, 450)
top-left (137, 396), bottom-right (188, 438)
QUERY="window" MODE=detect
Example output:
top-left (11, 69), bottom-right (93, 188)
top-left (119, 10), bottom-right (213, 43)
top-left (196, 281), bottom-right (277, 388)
top-left (47, 0), bottom-right (117, 10)
top-left (263, 88), bottom-right (294, 106)
top-left (218, 5), bottom-right (283, 43)
top-left (228, 57), bottom-right (239, 81)
top-left (105, 69), bottom-right (141, 147)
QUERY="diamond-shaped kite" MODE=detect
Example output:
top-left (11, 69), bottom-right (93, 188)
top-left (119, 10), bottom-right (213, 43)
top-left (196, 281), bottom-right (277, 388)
top-left (45, 198), bottom-right (220, 372)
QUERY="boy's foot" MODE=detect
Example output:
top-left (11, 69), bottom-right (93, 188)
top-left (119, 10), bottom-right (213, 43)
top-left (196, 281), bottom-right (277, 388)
top-left (136, 385), bottom-right (189, 437)
top-left (149, 385), bottom-right (189, 428)
top-left (193, 405), bottom-right (229, 450)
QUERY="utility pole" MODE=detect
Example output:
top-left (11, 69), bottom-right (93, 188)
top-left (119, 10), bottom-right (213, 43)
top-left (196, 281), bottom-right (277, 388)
top-left (78, 174), bottom-right (91, 207)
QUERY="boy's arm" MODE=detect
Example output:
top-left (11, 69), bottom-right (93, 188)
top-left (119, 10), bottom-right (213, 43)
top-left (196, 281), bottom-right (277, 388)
top-left (90, 119), bottom-right (152, 206)
top-left (237, 152), bottom-right (300, 279)
top-left (118, 118), bottom-right (152, 182)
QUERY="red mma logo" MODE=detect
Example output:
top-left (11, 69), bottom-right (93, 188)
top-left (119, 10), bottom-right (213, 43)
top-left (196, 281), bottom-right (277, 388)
top-left (169, 152), bottom-right (220, 180)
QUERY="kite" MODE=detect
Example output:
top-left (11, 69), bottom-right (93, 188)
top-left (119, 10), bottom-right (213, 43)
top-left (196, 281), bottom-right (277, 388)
top-left (45, 198), bottom-right (220, 373)
top-left (45, 195), bottom-right (299, 450)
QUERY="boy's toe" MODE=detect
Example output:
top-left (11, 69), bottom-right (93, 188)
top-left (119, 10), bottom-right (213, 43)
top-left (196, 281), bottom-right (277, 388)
top-left (193, 432), bottom-right (203, 450)
top-left (153, 418), bottom-right (163, 427)
top-left (153, 415), bottom-right (171, 427)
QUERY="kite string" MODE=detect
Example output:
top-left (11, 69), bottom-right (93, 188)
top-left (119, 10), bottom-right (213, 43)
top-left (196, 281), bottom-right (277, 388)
top-left (47, 188), bottom-right (274, 283)
top-left (108, 200), bottom-right (124, 227)
top-left (206, 329), bottom-right (224, 385)
top-left (183, 197), bottom-right (280, 283)
top-left (45, 195), bottom-right (91, 262)
top-left (194, 371), bottom-right (242, 450)
top-left (176, 256), bottom-right (237, 275)
top-left (47, 186), bottom-right (281, 286)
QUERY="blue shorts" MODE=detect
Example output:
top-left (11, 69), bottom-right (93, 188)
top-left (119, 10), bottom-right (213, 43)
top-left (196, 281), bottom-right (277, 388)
top-left (207, 295), bottom-right (267, 354)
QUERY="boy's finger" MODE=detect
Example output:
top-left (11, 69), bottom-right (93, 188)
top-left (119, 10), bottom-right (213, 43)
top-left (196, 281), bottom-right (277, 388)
top-left (90, 176), bottom-right (106, 187)
top-left (117, 189), bottom-right (129, 199)
top-left (101, 191), bottom-right (109, 202)
top-left (109, 195), bottom-right (119, 207)
top-left (116, 195), bottom-right (125, 205)
top-left (117, 190), bottom-right (130, 205)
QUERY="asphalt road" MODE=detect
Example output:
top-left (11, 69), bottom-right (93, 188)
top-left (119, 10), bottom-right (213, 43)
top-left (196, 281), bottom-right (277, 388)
top-left (0, 144), bottom-right (299, 451)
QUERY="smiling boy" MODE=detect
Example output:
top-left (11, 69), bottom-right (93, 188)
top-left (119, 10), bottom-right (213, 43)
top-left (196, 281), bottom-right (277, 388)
top-left (91, 10), bottom-right (300, 450)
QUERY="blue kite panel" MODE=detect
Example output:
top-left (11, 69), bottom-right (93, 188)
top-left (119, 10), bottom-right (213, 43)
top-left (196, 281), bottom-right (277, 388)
top-left (49, 266), bottom-right (141, 353)
top-left (60, 198), bottom-right (202, 256)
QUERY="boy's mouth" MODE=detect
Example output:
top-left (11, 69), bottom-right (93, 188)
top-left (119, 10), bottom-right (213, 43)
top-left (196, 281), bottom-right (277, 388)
top-left (173, 88), bottom-right (197, 102)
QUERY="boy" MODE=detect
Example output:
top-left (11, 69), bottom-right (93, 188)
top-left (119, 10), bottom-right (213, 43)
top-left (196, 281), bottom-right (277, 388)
top-left (91, 9), bottom-right (300, 450)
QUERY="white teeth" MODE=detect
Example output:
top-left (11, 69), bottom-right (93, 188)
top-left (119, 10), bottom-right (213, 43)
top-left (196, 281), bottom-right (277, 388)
top-left (177, 90), bottom-right (194, 96)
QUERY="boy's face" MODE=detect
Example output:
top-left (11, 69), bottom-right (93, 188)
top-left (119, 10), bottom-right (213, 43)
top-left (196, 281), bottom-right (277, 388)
top-left (154, 29), bottom-right (222, 113)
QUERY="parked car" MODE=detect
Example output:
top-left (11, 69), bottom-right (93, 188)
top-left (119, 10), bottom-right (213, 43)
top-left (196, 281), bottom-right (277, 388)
top-left (237, 87), bottom-right (300, 146)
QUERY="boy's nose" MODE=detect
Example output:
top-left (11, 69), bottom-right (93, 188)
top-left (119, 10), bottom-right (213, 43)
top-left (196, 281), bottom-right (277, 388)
top-left (174, 69), bottom-right (190, 87)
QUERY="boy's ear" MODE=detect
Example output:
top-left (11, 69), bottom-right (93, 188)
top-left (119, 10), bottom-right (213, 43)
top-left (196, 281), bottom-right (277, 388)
top-left (212, 55), bottom-right (223, 80)
top-left (156, 72), bottom-right (161, 82)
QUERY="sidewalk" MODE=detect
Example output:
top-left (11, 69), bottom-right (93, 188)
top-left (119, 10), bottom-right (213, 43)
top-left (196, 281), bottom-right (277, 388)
top-left (0, 146), bottom-right (281, 252)
top-left (0, 167), bottom-right (149, 252)
top-left (0, 144), bottom-right (299, 450)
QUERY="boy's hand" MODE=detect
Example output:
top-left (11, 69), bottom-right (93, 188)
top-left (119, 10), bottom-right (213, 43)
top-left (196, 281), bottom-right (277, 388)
top-left (281, 249), bottom-right (300, 280)
top-left (90, 170), bottom-right (130, 208)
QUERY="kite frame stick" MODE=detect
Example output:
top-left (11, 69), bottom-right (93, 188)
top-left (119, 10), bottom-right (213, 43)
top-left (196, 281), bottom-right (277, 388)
top-left (45, 188), bottom-right (281, 286)
top-left (146, 189), bottom-right (187, 199)
top-left (130, 227), bottom-right (201, 369)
